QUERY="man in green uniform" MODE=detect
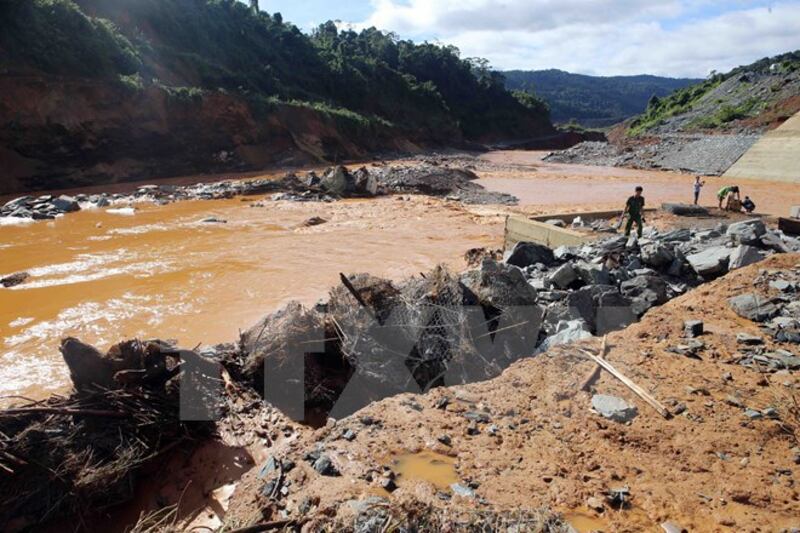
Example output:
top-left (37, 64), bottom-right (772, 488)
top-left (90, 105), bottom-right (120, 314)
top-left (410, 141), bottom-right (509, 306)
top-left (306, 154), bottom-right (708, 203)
top-left (623, 186), bottom-right (645, 238)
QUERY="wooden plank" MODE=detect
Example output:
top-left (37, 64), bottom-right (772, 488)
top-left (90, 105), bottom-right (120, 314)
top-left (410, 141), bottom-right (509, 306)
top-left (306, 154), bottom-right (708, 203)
top-left (578, 347), bottom-right (672, 419)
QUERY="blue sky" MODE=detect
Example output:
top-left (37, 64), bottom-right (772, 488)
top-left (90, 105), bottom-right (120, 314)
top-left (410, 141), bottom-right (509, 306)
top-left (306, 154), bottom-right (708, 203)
top-left (250, 1), bottom-right (800, 77)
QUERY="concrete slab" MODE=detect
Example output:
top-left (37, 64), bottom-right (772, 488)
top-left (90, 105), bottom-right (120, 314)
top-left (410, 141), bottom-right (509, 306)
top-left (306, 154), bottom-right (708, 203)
top-left (723, 111), bottom-right (800, 183)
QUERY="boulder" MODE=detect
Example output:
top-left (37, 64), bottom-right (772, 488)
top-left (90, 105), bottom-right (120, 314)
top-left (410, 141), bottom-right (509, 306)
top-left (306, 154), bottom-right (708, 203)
top-left (548, 263), bottom-right (578, 289)
top-left (728, 245), bottom-right (763, 270)
top-left (461, 259), bottom-right (539, 307)
top-left (686, 246), bottom-right (731, 278)
top-left (661, 203), bottom-right (709, 216)
top-left (726, 219), bottom-right (766, 245)
top-left (620, 275), bottom-right (668, 315)
top-left (591, 394), bottom-right (638, 423)
top-left (536, 319), bottom-right (592, 353)
top-left (728, 293), bottom-right (781, 322)
top-left (50, 195), bottom-right (81, 213)
top-left (760, 231), bottom-right (791, 253)
top-left (640, 242), bottom-right (674, 268)
top-left (320, 166), bottom-right (353, 196)
top-left (505, 242), bottom-right (556, 268)
top-left (684, 320), bottom-right (704, 338)
top-left (659, 228), bottom-right (691, 242)
top-left (574, 261), bottom-right (611, 285)
top-left (352, 167), bottom-right (380, 196)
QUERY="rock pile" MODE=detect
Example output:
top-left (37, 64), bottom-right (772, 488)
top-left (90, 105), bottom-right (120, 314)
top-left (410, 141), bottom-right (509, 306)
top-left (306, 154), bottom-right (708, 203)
top-left (1, 164), bottom-right (517, 222)
top-left (510, 218), bottom-right (798, 347)
top-left (229, 219), bottom-right (797, 422)
top-left (727, 266), bottom-right (800, 371)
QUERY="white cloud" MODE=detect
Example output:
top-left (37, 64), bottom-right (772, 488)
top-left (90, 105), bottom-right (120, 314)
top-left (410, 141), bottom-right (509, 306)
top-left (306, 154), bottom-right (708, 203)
top-left (357, 0), bottom-right (800, 76)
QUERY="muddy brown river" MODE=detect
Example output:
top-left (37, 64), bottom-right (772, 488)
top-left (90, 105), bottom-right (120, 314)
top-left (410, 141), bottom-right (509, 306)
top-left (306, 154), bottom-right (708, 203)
top-left (4, 151), bottom-right (798, 402)
top-left (0, 195), bottom-right (502, 402)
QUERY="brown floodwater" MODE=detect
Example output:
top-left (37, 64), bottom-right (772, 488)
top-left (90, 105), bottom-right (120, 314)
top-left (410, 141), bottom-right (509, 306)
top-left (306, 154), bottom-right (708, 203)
top-left (4, 150), bottom-right (799, 404)
top-left (0, 195), bottom-right (501, 402)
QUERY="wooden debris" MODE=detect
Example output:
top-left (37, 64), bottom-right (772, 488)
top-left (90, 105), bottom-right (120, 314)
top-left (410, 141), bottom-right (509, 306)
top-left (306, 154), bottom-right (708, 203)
top-left (578, 346), bottom-right (672, 419)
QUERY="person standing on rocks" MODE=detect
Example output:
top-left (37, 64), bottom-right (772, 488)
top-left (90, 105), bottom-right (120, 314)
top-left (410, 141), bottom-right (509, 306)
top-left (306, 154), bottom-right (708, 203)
top-left (693, 176), bottom-right (705, 205)
top-left (623, 186), bottom-right (645, 238)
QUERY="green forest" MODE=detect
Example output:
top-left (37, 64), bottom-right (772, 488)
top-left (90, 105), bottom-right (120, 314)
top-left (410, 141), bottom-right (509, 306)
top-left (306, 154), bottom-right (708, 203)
top-left (504, 69), bottom-right (699, 127)
top-left (0, 0), bottom-right (552, 141)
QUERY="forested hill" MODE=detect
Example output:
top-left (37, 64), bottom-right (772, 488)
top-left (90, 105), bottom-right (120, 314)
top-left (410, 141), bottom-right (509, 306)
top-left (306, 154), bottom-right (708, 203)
top-left (0, 0), bottom-right (552, 193)
top-left (504, 69), bottom-right (700, 127)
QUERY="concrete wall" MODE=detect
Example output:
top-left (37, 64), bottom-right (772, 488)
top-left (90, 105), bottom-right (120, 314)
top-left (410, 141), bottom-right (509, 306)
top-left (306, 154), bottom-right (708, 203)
top-left (504, 216), bottom-right (594, 249)
top-left (723, 112), bottom-right (800, 183)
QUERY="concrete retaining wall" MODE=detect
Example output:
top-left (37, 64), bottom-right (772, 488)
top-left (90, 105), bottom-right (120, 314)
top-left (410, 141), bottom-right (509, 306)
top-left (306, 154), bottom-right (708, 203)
top-left (505, 208), bottom-right (657, 249)
top-left (723, 112), bottom-right (800, 183)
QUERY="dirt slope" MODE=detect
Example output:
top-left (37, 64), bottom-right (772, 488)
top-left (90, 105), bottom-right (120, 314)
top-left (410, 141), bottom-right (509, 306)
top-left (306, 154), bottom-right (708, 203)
top-left (222, 254), bottom-right (800, 532)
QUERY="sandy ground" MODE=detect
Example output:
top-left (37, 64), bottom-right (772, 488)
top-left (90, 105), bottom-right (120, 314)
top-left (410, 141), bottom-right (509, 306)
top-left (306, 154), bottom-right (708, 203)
top-left (476, 151), bottom-right (799, 217)
top-left (211, 255), bottom-right (800, 532)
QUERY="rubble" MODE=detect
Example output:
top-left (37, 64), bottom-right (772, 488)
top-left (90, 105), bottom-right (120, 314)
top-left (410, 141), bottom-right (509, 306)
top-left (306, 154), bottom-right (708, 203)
top-left (1, 163), bottom-right (519, 223)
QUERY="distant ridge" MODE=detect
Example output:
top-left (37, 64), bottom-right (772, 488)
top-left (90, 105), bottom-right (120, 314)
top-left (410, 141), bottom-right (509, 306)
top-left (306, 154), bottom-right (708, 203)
top-left (504, 69), bottom-right (700, 128)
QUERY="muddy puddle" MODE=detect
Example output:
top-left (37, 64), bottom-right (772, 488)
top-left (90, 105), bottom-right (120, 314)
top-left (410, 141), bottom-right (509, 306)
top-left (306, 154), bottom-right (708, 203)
top-left (388, 450), bottom-right (459, 491)
top-left (0, 196), bottom-right (501, 402)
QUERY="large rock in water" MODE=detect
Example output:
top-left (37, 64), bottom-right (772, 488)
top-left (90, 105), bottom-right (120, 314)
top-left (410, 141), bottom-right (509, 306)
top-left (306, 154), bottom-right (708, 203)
top-left (726, 219), bottom-right (766, 245)
top-left (505, 242), bottom-right (556, 268)
top-left (50, 195), bottom-right (81, 213)
top-left (686, 246), bottom-right (732, 278)
top-left (320, 166), bottom-right (353, 196)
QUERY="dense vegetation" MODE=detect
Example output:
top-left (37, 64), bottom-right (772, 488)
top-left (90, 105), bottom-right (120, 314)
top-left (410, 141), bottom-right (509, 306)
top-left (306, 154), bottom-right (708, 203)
top-left (0, 0), bottom-right (551, 141)
top-left (628, 50), bottom-right (800, 135)
top-left (504, 69), bottom-right (699, 127)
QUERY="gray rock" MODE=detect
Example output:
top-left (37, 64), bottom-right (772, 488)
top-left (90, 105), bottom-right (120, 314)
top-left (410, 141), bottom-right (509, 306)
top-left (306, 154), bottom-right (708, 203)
top-left (545, 219), bottom-right (566, 227)
top-left (769, 279), bottom-right (794, 292)
top-left (320, 165), bottom-right (352, 196)
top-left (736, 333), bottom-right (763, 345)
top-left (548, 263), bottom-right (578, 289)
top-left (684, 320), bottom-right (704, 338)
top-left (50, 195), bottom-right (81, 213)
top-left (591, 394), bottom-right (638, 423)
top-left (574, 261), bottom-right (611, 285)
top-left (728, 245), bottom-right (763, 270)
top-left (686, 246), bottom-right (731, 277)
top-left (726, 219), bottom-right (766, 245)
top-left (620, 275), bottom-right (668, 315)
top-left (659, 228), bottom-right (692, 242)
top-left (760, 231), bottom-right (791, 253)
top-left (461, 259), bottom-right (539, 307)
top-left (640, 242), bottom-right (674, 268)
top-left (505, 241), bottom-right (556, 268)
top-left (536, 319), bottom-right (592, 352)
top-left (450, 483), bottom-right (476, 498)
top-left (661, 203), bottom-right (709, 216)
top-left (313, 455), bottom-right (340, 476)
top-left (728, 293), bottom-right (781, 322)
